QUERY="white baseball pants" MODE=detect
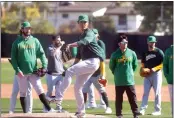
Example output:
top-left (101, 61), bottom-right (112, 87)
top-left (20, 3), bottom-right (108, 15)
top-left (57, 58), bottom-right (100, 113)
top-left (9, 75), bottom-right (33, 113)
top-left (140, 70), bottom-right (162, 112)
top-left (17, 74), bottom-right (44, 97)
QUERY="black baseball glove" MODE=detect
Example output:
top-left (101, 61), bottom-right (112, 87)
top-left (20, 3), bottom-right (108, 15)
top-left (33, 68), bottom-right (47, 77)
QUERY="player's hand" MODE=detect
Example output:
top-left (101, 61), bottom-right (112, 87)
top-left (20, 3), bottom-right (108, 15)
top-left (101, 75), bottom-right (105, 79)
top-left (150, 68), bottom-right (155, 73)
top-left (66, 44), bottom-right (70, 51)
top-left (17, 71), bottom-right (24, 78)
top-left (61, 41), bottom-right (65, 45)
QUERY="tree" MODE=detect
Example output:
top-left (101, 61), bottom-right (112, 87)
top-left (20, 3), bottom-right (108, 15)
top-left (25, 5), bottom-right (40, 21)
top-left (134, 1), bottom-right (173, 35)
top-left (31, 20), bottom-right (56, 34)
top-left (92, 16), bottom-right (116, 34)
top-left (1, 2), bottom-right (56, 34)
top-left (1, 11), bottom-right (20, 33)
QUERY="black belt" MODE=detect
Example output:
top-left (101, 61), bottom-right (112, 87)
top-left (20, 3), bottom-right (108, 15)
top-left (47, 71), bottom-right (61, 75)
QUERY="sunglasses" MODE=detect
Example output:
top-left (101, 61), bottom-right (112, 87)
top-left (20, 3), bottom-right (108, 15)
top-left (120, 42), bottom-right (128, 45)
top-left (79, 21), bottom-right (87, 24)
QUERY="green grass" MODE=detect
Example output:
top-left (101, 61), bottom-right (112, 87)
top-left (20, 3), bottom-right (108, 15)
top-left (1, 98), bottom-right (172, 118)
top-left (1, 61), bottom-right (168, 85)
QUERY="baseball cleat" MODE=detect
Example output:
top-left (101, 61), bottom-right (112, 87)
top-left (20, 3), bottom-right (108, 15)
top-left (43, 106), bottom-right (48, 113)
top-left (151, 111), bottom-right (161, 116)
top-left (47, 108), bottom-right (58, 113)
top-left (97, 104), bottom-right (106, 109)
top-left (139, 109), bottom-right (145, 115)
top-left (105, 107), bottom-right (112, 114)
top-left (117, 116), bottom-right (123, 118)
top-left (9, 111), bottom-right (13, 114)
top-left (85, 103), bottom-right (97, 109)
top-left (71, 112), bottom-right (86, 118)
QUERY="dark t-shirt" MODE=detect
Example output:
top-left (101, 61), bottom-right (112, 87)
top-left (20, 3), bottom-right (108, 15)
top-left (141, 48), bottom-right (164, 69)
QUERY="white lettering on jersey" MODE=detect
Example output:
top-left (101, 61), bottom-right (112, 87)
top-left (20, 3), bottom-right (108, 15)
top-left (146, 54), bottom-right (156, 61)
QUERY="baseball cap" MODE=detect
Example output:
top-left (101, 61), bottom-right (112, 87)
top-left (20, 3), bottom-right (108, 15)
top-left (21, 21), bottom-right (31, 28)
top-left (78, 14), bottom-right (89, 22)
top-left (147, 36), bottom-right (157, 42)
top-left (92, 29), bottom-right (99, 34)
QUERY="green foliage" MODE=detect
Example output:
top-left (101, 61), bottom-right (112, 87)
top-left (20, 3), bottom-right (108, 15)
top-left (1, 11), bottom-right (20, 33)
top-left (134, 1), bottom-right (173, 35)
top-left (31, 20), bottom-right (56, 34)
top-left (2, 2), bottom-right (56, 34)
top-left (25, 5), bottom-right (40, 21)
top-left (92, 16), bottom-right (116, 34)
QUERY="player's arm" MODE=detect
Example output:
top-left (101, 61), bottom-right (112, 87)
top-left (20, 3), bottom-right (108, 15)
top-left (132, 51), bottom-right (138, 72)
top-left (100, 61), bottom-right (106, 79)
top-left (151, 50), bottom-right (164, 72)
top-left (109, 53), bottom-right (116, 74)
top-left (140, 52), bottom-right (146, 69)
top-left (163, 49), bottom-right (169, 78)
top-left (11, 41), bottom-right (21, 74)
top-left (152, 63), bottom-right (163, 72)
top-left (98, 41), bottom-right (106, 78)
top-left (36, 39), bottom-right (47, 69)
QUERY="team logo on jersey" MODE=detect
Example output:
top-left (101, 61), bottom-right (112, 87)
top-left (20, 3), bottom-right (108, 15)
top-left (20, 43), bottom-right (35, 49)
top-left (117, 55), bottom-right (132, 64)
top-left (146, 54), bottom-right (156, 61)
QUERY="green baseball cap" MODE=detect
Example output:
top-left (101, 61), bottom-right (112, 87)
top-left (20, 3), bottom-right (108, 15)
top-left (78, 14), bottom-right (89, 22)
top-left (92, 29), bottom-right (99, 34)
top-left (147, 36), bottom-right (157, 42)
top-left (21, 21), bottom-right (31, 28)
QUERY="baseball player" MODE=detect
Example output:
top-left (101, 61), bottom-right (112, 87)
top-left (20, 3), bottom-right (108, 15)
top-left (163, 45), bottom-right (173, 115)
top-left (139, 36), bottom-right (164, 116)
top-left (84, 29), bottom-right (106, 110)
top-left (82, 29), bottom-right (112, 114)
top-left (84, 84), bottom-right (97, 109)
top-left (44, 35), bottom-right (66, 112)
top-left (9, 75), bottom-right (33, 114)
top-left (56, 14), bottom-right (105, 117)
top-left (11, 21), bottom-right (56, 113)
top-left (109, 34), bottom-right (141, 118)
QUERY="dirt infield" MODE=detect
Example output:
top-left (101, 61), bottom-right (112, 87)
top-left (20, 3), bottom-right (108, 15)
top-left (1, 113), bottom-right (107, 118)
top-left (1, 84), bottom-right (170, 102)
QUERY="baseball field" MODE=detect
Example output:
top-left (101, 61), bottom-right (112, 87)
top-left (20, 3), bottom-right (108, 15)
top-left (1, 59), bottom-right (172, 118)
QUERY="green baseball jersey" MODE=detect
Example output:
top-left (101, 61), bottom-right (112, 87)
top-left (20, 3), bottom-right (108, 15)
top-left (76, 28), bottom-right (105, 61)
top-left (163, 45), bottom-right (173, 84)
top-left (92, 40), bottom-right (106, 76)
top-left (109, 48), bottom-right (138, 86)
top-left (11, 35), bottom-right (47, 74)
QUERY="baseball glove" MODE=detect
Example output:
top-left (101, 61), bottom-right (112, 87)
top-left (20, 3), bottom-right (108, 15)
top-left (33, 68), bottom-right (47, 77)
top-left (98, 78), bottom-right (108, 87)
top-left (139, 67), bottom-right (151, 77)
top-left (61, 48), bottom-right (73, 63)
